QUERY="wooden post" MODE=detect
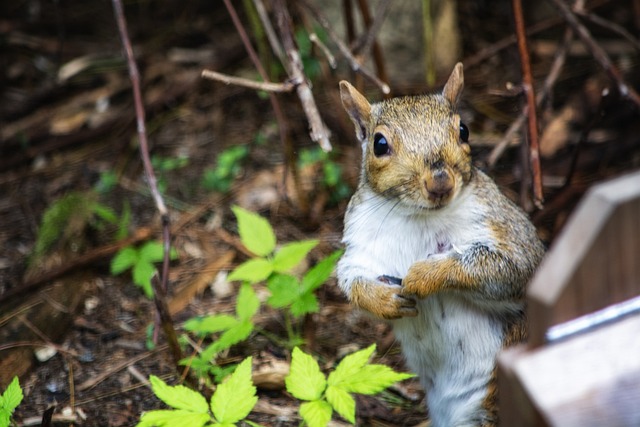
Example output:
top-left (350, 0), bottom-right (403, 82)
top-left (498, 170), bottom-right (640, 426)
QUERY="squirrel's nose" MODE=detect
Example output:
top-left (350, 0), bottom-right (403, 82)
top-left (424, 170), bottom-right (454, 200)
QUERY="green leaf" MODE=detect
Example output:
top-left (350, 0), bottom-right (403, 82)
top-left (290, 292), bottom-right (319, 317)
top-left (183, 315), bottom-right (238, 335)
top-left (136, 409), bottom-right (210, 427)
top-left (111, 246), bottom-right (138, 275)
top-left (299, 400), bottom-right (332, 427)
top-left (301, 250), bottom-right (343, 293)
top-left (338, 364), bottom-right (414, 395)
top-left (231, 206), bottom-right (276, 257)
top-left (272, 240), bottom-right (318, 273)
top-left (1, 376), bottom-right (23, 412)
top-left (92, 203), bottom-right (119, 224)
top-left (148, 375), bottom-right (208, 413)
top-left (0, 411), bottom-right (9, 427)
top-left (327, 345), bottom-right (376, 387)
top-left (133, 261), bottom-right (156, 298)
top-left (139, 241), bottom-right (165, 263)
top-left (210, 320), bottom-right (254, 354)
top-left (325, 385), bottom-right (355, 423)
top-left (285, 347), bottom-right (326, 401)
top-left (236, 283), bottom-right (260, 321)
top-left (210, 357), bottom-right (257, 424)
top-left (227, 258), bottom-right (273, 284)
top-left (266, 274), bottom-right (299, 308)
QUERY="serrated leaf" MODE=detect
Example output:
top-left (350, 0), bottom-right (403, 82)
top-left (111, 246), bottom-right (138, 275)
top-left (136, 409), bottom-right (210, 427)
top-left (210, 357), bottom-right (257, 424)
top-left (285, 347), bottom-right (326, 401)
top-left (236, 283), bottom-right (260, 321)
top-left (210, 320), bottom-right (253, 354)
top-left (227, 258), bottom-right (273, 284)
top-left (301, 250), bottom-right (343, 293)
top-left (183, 315), bottom-right (238, 335)
top-left (325, 385), bottom-right (355, 423)
top-left (328, 344), bottom-right (376, 387)
top-left (149, 375), bottom-right (208, 413)
top-left (290, 292), bottom-right (319, 317)
top-left (231, 206), bottom-right (276, 257)
top-left (266, 274), bottom-right (299, 308)
top-left (299, 400), bottom-right (332, 427)
top-left (272, 240), bottom-right (318, 273)
top-left (1, 376), bottom-right (23, 414)
top-left (133, 261), bottom-right (156, 298)
top-left (139, 241), bottom-right (164, 262)
top-left (335, 364), bottom-right (414, 395)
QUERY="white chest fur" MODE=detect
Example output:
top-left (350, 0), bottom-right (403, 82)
top-left (337, 187), bottom-right (503, 426)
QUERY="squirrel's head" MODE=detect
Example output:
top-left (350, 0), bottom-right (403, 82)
top-left (340, 63), bottom-right (472, 210)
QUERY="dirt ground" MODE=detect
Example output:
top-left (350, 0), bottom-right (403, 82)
top-left (1, 0), bottom-right (639, 426)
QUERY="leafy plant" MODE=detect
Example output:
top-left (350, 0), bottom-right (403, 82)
top-left (202, 146), bottom-right (248, 193)
top-left (0, 376), bottom-right (24, 427)
top-left (181, 283), bottom-right (259, 381)
top-left (137, 357), bottom-right (258, 427)
top-left (228, 206), bottom-right (342, 344)
top-left (31, 191), bottom-right (121, 261)
top-left (111, 241), bottom-right (177, 298)
top-left (151, 155), bottom-right (189, 194)
top-left (286, 345), bottom-right (413, 427)
top-left (299, 147), bottom-right (351, 204)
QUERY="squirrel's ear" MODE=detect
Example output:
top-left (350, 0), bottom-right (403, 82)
top-left (442, 62), bottom-right (464, 108)
top-left (339, 81), bottom-right (371, 141)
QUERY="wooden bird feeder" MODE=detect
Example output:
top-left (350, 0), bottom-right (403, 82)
top-left (498, 170), bottom-right (640, 426)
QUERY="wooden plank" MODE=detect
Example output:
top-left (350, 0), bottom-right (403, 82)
top-left (506, 314), bottom-right (640, 427)
top-left (528, 170), bottom-right (640, 347)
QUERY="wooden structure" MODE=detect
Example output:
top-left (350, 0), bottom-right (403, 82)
top-left (498, 170), bottom-right (640, 426)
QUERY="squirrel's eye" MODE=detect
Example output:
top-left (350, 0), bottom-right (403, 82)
top-left (373, 133), bottom-right (390, 157)
top-left (460, 122), bottom-right (470, 143)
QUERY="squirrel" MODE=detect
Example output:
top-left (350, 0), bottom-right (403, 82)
top-left (336, 63), bottom-right (545, 427)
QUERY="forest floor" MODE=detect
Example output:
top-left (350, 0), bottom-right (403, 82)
top-left (1, 1), bottom-right (639, 426)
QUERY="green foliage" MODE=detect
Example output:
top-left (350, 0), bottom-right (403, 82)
top-left (299, 147), bottom-right (351, 204)
top-left (32, 191), bottom-right (119, 260)
top-left (152, 155), bottom-right (189, 194)
top-left (285, 345), bottom-right (414, 426)
top-left (95, 169), bottom-right (118, 194)
top-left (111, 241), bottom-right (178, 298)
top-left (181, 283), bottom-right (259, 379)
top-left (0, 376), bottom-right (23, 427)
top-left (137, 357), bottom-right (257, 427)
top-left (202, 146), bottom-right (248, 193)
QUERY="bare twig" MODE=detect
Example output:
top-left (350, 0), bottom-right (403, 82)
top-left (111, 0), bottom-right (182, 369)
top-left (351, 0), bottom-right (392, 56)
top-left (299, 0), bottom-right (390, 94)
top-left (573, 8), bottom-right (640, 52)
top-left (488, 28), bottom-right (573, 168)
top-left (548, 0), bottom-right (640, 107)
top-left (252, 0), bottom-right (287, 67)
top-left (355, 0), bottom-right (390, 93)
top-left (222, 0), bottom-right (309, 214)
top-left (273, 0), bottom-right (332, 152)
top-left (201, 69), bottom-right (295, 92)
top-left (310, 33), bottom-right (337, 68)
top-left (512, 0), bottom-right (544, 207)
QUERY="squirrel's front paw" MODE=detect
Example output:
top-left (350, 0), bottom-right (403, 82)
top-left (402, 261), bottom-right (440, 298)
top-left (352, 278), bottom-right (417, 320)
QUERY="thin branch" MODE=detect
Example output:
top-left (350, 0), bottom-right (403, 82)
top-left (573, 8), bottom-right (640, 53)
top-left (201, 69), bottom-right (296, 92)
top-left (351, 0), bottom-right (392, 56)
top-left (488, 27), bottom-right (573, 168)
top-left (299, 0), bottom-right (390, 94)
top-left (548, 0), bottom-right (640, 107)
top-left (221, 0), bottom-right (309, 214)
top-left (310, 33), bottom-right (337, 68)
top-left (512, 0), bottom-right (544, 207)
top-left (354, 0), bottom-right (390, 94)
top-left (252, 0), bottom-right (287, 68)
top-left (273, 0), bottom-right (332, 152)
top-left (111, 0), bottom-right (182, 369)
